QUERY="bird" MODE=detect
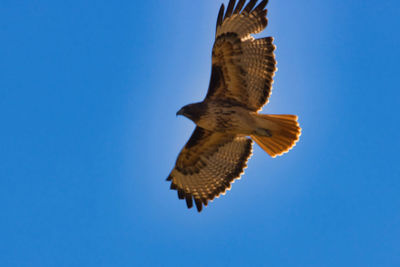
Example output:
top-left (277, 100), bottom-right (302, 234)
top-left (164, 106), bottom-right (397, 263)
top-left (166, 0), bottom-right (301, 212)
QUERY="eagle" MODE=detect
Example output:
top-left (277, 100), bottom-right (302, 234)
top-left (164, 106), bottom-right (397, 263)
top-left (167, 0), bottom-right (301, 212)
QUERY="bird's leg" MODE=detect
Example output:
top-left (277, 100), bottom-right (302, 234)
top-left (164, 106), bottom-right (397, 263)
top-left (253, 128), bottom-right (272, 137)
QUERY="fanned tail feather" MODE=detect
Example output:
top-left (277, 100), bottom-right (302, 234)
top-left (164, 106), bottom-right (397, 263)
top-left (251, 114), bottom-right (301, 157)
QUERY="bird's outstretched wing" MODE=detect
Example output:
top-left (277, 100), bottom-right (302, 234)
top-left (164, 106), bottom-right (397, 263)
top-left (167, 127), bottom-right (253, 212)
top-left (206, 0), bottom-right (276, 111)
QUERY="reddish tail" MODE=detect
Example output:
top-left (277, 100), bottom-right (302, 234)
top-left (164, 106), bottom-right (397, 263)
top-left (251, 114), bottom-right (301, 158)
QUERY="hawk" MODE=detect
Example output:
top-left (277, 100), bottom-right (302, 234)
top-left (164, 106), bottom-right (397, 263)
top-left (167, 0), bottom-right (301, 212)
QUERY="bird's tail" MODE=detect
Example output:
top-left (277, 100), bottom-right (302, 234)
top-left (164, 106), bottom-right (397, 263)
top-left (250, 114), bottom-right (301, 157)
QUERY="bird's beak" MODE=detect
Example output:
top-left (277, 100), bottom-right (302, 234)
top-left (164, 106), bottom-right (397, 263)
top-left (176, 108), bottom-right (185, 116)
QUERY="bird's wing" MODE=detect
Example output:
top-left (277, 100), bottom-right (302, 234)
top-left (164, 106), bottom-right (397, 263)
top-left (167, 127), bottom-right (253, 212)
top-left (206, 0), bottom-right (276, 111)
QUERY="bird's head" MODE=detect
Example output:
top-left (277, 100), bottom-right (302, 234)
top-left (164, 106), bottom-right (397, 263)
top-left (176, 102), bottom-right (206, 123)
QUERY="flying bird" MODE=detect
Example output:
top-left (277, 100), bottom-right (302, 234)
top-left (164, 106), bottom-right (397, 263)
top-left (167, 0), bottom-right (301, 212)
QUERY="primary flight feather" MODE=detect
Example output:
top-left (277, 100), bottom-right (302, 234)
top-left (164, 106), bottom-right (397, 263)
top-left (167, 0), bottom-right (301, 212)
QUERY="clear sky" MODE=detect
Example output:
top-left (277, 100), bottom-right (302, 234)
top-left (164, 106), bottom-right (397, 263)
top-left (1, 0), bottom-right (399, 266)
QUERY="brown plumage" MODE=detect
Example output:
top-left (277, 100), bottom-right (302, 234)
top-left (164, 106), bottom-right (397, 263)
top-left (167, 0), bottom-right (301, 212)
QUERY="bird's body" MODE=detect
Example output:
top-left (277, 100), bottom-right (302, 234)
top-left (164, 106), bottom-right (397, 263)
top-left (167, 0), bottom-right (301, 212)
top-left (180, 101), bottom-right (257, 135)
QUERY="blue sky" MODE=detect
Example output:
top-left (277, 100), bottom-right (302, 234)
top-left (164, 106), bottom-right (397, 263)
top-left (1, 0), bottom-right (399, 266)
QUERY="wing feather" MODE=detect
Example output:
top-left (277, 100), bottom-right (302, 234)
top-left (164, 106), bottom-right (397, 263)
top-left (216, 4), bottom-right (225, 30)
top-left (167, 127), bottom-right (253, 212)
top-left (254, 0), bottom-right (269, 12)
top-left (207, 0), bottom-right (276, 111)
top-left (243, 0), bottom-right (258, 13)
top-left (225, 0), bottom-right (236, 19)
top-left (233, 0), bottom-right (246, 14)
